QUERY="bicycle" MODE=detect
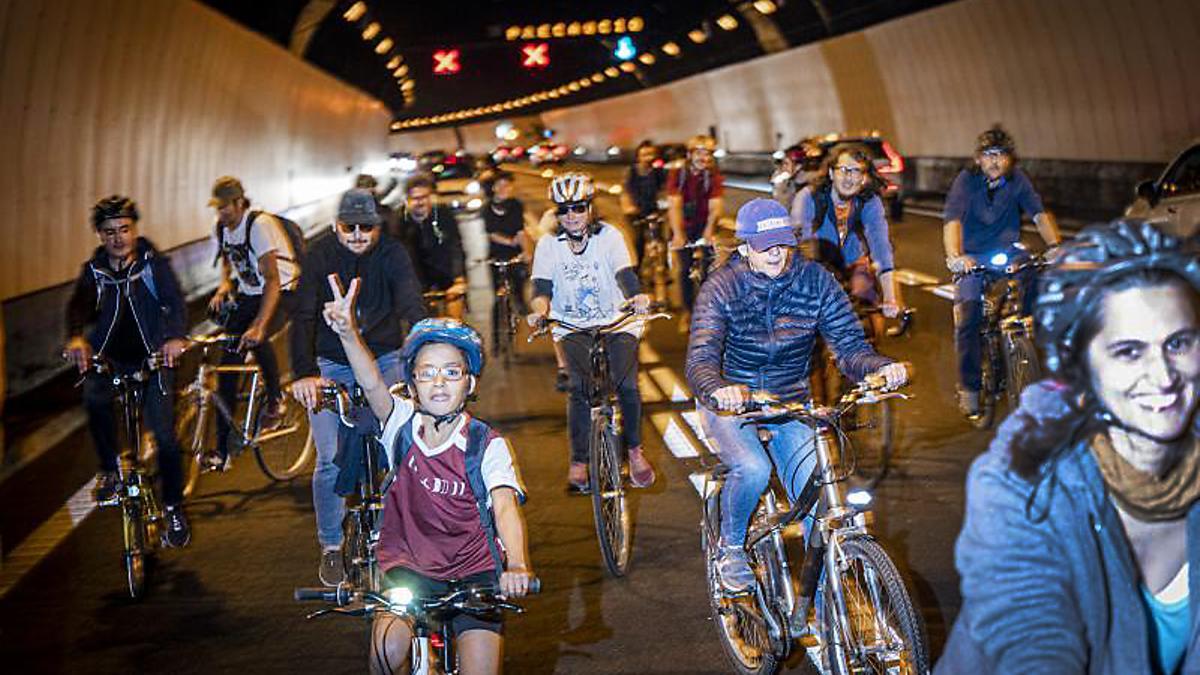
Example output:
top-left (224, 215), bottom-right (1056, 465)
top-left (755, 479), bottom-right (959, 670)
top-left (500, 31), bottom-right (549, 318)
top-left (672, 238), bottom-right (718, 290)
top-left (953, 249), bottom-right (1045, 430)
top-left (634, 211), bottom-right (671, 307)
top-left (422, 289), bottom-right (465, 319)
top-left (313, 381), bottom-right (387, 593)
top-left (174, 333), bottom-right (314, 496)
top-left (481, 255), bottom-right (525, 367)
top-left (294, 579), bottom-right (540, 675)
top-left (700, 375), bottom-right (929, 675)
top-left (528, 309), bottom-right (670, 577)
top-left (83, 355), bottom-right (166, 599)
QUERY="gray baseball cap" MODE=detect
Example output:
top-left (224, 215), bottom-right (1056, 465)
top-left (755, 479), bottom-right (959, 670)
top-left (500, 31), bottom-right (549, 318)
top-left (337, 188), bottom-right (381, 225)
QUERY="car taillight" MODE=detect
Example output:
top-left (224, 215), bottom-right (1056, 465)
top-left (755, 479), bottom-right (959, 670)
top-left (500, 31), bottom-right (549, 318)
top-left (445, 155), bottom-right (458, 165)
top-left (879, 141), bottom-right (904, 174)
top-left (652, 158), bottom-right (664, 169)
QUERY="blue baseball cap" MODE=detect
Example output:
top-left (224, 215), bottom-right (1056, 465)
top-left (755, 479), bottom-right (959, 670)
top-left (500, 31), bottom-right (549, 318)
top-left (735, 198), bottom-right (796, 251)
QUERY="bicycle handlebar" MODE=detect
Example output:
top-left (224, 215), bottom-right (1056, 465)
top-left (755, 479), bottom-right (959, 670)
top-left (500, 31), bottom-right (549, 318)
top-left (294, 578), bottom-right (541, 619)
top-left (952, 252), bottom-right (1047, 281)
top-left (721, 367), bottom-right (912, 423)
top-left (471, 254), bottom-right (525, 270)
top-left (859, 306), bottom-right (916, 337)
top-left (309, 382), bottom-right (356, 428)
top-left (527, 310), bottom-right (671, 342)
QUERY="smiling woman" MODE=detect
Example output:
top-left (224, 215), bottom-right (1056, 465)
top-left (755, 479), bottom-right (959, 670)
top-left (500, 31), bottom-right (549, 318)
top-left (937, 219), bottom-right (1200, 674)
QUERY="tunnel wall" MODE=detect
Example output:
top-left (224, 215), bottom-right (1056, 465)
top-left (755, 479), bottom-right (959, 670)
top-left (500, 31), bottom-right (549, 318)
top-left (541, 0), bottom-right (1198, 164)
top-left (0, 0), bottom-right (391, 396)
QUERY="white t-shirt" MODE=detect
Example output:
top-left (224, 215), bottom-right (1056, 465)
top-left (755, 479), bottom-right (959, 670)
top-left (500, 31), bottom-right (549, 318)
top-left (215, 210), bottom-right (298, 295)
top-left (531, 222), bottom-right (640, 339)
top-left (378, 395), bottom-right (525, 505)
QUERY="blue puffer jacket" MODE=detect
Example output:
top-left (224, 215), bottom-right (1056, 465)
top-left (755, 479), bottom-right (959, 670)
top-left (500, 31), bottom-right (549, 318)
top-left (936, 380), bottom-right (1200, 674)
top-left (685, 252), bottom-right (889, 405)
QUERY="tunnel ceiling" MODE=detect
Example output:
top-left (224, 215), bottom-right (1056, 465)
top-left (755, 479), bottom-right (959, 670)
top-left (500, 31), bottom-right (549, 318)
top-left (200, 0), bottom-right (954, 132)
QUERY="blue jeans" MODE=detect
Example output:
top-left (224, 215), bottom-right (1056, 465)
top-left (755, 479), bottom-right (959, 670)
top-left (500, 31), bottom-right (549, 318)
top-left (700, 405), bottom-right (816, 547)
top-left (311, 350), bottom-right (402, 548)
top-left (953, 260), bottom-right (1037, 391)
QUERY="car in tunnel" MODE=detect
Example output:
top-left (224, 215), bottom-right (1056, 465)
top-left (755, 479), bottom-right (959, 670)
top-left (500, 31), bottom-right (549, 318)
top-left (418, 149), bottom-right (475, 180)
top-left (789, 132), bottom-right (907, 220)
top-left (529, 141), bottom-right (569, 166)
top-left (1126, 140), bottom-right (1200, 237)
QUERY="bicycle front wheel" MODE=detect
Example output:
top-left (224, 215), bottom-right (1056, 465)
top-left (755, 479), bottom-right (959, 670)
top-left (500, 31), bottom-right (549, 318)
top-left (174, 402), bottom-right (207, 498)
top-left (845, 397), bottom-right (895, 491)
top-left (122, 497), bottom-right (147, 599)
top-left (1004, 333), bottom-right (1041, 411)
top-left (820, 536), bottom-right (929, 675)
top-left (589, 417), bottom-right (631, 577)
top-left (254, 402), bottom-right (314, 481)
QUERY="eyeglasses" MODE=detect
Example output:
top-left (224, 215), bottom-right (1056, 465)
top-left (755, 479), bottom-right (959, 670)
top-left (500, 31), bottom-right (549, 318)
top-left (556, 202), bottom-right (590, 215)
top-left (412, 364), bottom-right (466, 383)
top-left (338, 222), bottom-right (377, 234)
top-left (980, 148), bottom-right (1009, 158)
top-left (833, 165), bottom-right (865, 178)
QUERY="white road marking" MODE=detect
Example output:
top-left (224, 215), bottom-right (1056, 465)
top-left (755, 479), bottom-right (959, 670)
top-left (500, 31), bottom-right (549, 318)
top-left (648, 366), bottom-right (692, 402)
top-left (680, 409), bottom-right (717, 455)
top-left (649, 412), bottom-right (701, 459)
top-left (931, 284), bottom-right (956, 301)
top-left (0, 477), bottom-right (98, 599)
top-left (892, 268), bottom-right (942, 287)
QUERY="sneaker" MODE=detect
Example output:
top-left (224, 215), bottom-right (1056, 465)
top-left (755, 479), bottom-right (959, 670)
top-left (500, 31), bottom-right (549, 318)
top-left (199, 449), bottom-right (231, 473)
top-left (161, 504), bottom-right (191, 548)
top-left (567, 462), bottom-right (590, 495)
top-left (627, 446), bottom-right (657, 488)
top-left (320, 547), bottom-right (345, 587)
top-left (93, 471), bottom-right (119, 505)
top-left (555, 368), bottom-right (569, 392)
top-left (259, 398), bottom-right (287, 431)
top-left (957, 387), bottom-right (981, 418)
top-left (715, 544), bottom-right (756, 594)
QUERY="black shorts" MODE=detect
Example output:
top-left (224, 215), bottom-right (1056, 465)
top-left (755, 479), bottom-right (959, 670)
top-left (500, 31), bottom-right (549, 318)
top-left (382, 567), bottom-right (503, 635)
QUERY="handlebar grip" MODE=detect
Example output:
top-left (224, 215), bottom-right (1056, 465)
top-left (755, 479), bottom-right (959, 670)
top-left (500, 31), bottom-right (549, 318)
top-left (294, 587), bottom-right (334, 602)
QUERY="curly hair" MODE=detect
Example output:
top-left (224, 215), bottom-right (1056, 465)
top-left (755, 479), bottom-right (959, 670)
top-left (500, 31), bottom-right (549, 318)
top-left (811, 143), bottom-right (884, 198)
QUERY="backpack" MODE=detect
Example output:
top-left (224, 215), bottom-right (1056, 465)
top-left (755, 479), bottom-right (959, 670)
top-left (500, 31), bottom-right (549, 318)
top-left (386, 415), bottom-right (521, 577)
top-left (212, 210), bottom-right (306, 269)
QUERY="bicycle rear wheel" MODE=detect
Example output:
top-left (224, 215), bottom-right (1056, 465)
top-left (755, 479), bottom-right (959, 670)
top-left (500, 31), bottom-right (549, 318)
top-left (702, 509), bottom-right (782, 675)
top-left (1004, 333), bottom-right (1041, 411)
top-left (820, 536), bottom-right (928, 675)
top-left (254, 401), bottom-right (315, 481)
top-left (589, 415), bottom-right (631, 576)
top-left (844, 397), bottom-right (895, 491)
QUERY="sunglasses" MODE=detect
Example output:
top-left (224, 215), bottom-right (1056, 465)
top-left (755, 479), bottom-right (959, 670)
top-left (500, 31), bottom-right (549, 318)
top-left (412, 364), bottom-right (466, 383)
top-left (338, 222), bottom-right (377, 234)
top-left (556, 202), bottom-right (590, 216)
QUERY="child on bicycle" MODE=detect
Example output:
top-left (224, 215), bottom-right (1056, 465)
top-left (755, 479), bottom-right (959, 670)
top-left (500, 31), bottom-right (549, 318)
top-left (685, 198), bottom-right (907, 593)
top-left (321, 276), bottom-right (533, 675)
top-left (526, 172), bottom-right (656, 492)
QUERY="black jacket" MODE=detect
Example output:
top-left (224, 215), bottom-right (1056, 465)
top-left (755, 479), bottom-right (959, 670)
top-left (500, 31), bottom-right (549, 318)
top-left (66, 237), bottom-right (188, 357)
top-left (290, 235), bottom-right (425, 378)
top-left (399, 204), bottom-right (466, 287)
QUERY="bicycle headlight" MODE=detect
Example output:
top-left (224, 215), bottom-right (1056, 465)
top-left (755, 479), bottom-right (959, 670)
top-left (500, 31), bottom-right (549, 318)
top-left (466, 180), bottom-right (481, 195)
top-left (989, 251), bottom-right (1009, 266)
top-left (385, 586), bottom-right (414, 606)
top-left (846, 488), bottom-right (873, 508)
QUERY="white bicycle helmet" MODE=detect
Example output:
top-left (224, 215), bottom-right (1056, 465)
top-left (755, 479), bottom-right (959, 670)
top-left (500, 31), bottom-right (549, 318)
top-left (548, 172), bottom-right (596, 204)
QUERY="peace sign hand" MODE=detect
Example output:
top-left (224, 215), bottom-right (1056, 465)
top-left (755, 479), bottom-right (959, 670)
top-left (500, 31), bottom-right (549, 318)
top-left (322, 274), bottom-right (361, 338)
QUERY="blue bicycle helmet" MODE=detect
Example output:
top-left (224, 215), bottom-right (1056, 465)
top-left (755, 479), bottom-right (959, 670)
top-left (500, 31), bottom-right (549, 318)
top-left (400, 318), bottom-right (485, 386)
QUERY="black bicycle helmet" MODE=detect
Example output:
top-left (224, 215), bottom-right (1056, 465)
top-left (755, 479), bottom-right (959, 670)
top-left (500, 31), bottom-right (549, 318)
top-left (1035, 218), bottom-right (1200, 374)
top-left (91, 195), bottom-right (139, 229)
top-left (976, 125), bottom-right (1016, 155)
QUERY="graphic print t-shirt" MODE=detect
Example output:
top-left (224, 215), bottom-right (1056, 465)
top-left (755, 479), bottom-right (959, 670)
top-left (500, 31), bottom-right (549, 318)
top-left (376, 396), bottom-right (524, 580)
top-left (214, 211), bottom-right (298, 295)
top-left (530, 223), bottom-right (641, 340)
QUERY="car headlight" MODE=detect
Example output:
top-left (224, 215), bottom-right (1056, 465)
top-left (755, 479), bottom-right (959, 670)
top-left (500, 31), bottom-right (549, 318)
top-left (385, 586), bottom-right (414, 606)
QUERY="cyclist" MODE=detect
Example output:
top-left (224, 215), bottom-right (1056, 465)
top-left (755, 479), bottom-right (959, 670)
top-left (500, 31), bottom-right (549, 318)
top-left (64, 195), bottom-right (191, 547)
top-left (483, 170), bottom-right (530, 349)
top-left (321, 285), bottom-right (533, 675)
top-left (938, 219), bottom-right (1200, 673)
top-left (204, 176), bottom-right (300, 470)
top-left (685, 198), bottom-right (907, 593)
top-left (944, 126), bottom-right (1061, 419)
top-left (355, 173), bottom-right (399, 238)
top-left (526, 172), bottom-right (657, 492)
top-left (793, 143), bottom-right (904, 338)
top-left (770, 142), bottom-right (819, 210)
top-left (667, 134), bottom-right (725, 328)
top-left (398, 172), bottom-right (467, 320)
top-left (290, 188), bottom-right (425, 586)
top-left (620, 140), bottom-right (666, 266)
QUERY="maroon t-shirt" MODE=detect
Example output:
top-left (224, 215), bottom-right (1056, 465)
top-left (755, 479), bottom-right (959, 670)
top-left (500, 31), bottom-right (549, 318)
top-left (376, 427), bottom-right (498, 580)
top-left (668, 167), bottom-right (724, 239)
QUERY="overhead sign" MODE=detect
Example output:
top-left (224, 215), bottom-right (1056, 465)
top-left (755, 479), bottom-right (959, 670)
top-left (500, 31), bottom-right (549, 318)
top-left (522, 43), bottom-right (549, 69)
top-left (433, 49), bottom-right (460, 75)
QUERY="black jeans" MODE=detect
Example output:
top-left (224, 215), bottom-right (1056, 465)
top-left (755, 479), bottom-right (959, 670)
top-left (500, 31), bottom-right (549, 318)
top-left (216, 291), bottom-right (294, 457)
top-left (561, 332), bottom-right (641, 464)
top-left (84, 367), bottom-right (184, 505)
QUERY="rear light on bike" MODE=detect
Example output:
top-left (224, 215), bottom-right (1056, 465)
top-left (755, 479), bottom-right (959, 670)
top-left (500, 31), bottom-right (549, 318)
top-left (878, 141), bottom-right (904, 174)
top-left (430, 633), bottom-right (445, 649)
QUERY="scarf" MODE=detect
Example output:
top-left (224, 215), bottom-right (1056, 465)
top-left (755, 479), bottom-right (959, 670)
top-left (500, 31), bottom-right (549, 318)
top-left (1090, 432), bottom-right (1200, 522)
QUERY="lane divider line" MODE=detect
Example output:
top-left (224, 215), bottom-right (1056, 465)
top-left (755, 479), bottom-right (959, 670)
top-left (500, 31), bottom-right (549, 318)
top-left (649, 412), bottom-right (701, 459)
top-left (0, 477), bottom-right (98, 599)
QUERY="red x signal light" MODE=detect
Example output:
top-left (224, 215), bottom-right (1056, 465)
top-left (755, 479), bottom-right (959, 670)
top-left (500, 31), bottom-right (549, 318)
top-left (521, 42), bottom-right (549, 69)
top-left (433, 49), bottom-right (461, 75)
